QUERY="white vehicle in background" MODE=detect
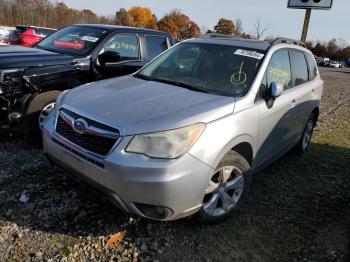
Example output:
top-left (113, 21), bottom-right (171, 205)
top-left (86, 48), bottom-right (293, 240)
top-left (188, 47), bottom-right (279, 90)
top-left (317, 57), bottom-right (330, 67)
top-left (328, 61), bottom-right (340, 68)
top-left (0, 26), bottom-right (13, 45)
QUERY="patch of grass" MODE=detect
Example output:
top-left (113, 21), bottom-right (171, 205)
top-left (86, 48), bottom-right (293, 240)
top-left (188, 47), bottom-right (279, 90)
top-left (160, 106), bottom-right (350, 262)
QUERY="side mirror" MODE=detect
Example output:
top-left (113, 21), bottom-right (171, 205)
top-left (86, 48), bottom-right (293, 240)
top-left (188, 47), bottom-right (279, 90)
top-left (270, 82), bottom-right (283, 98)
top-left (266, 82), bottom-right (283, 109)
top-left (98, 51), bottom-right (121, 65)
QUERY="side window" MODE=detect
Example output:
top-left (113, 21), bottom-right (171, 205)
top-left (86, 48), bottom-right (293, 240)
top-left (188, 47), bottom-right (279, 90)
top-left (305, 52), bottom-right (318, 81)
top-left (290, 50), bottom-right (309, 86)
top-left (102, 34), bottom-right (139, 62)
top-left (146, 35), bottom-right (168, 60)
top-left (259, 50), bottom-right (292, 98)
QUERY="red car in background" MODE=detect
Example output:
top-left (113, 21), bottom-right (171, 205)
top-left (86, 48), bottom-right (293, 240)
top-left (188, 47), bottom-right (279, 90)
top-left (10, 26), bottom-right (56, 46)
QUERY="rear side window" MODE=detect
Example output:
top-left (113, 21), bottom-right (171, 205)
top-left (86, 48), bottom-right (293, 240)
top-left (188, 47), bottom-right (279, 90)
top-left (290, 50), bottom-right (309, 86)
top-left (146, 35), bottom-right (168, 60)
top-left (305, 53), bottom-right (318, 80)
top-left (259, 49), bottom-right (292, 98)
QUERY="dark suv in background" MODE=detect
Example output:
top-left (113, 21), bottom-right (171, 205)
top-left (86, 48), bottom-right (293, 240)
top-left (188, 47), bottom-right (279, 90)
top-left (0, 24), bottom-right (174, 142)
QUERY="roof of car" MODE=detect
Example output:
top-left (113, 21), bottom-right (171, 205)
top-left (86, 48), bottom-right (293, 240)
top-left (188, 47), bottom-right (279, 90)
top-left (17, 25), bottom-right (56, 30)
top-left (73, 24), bottom-right (171, 35)
top-left (185, 37), bottom-right (271, 51)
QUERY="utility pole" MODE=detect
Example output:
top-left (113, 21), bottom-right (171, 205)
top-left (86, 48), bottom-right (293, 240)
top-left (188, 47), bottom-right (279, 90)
top-left (301, 8), bottom-right (312, 43)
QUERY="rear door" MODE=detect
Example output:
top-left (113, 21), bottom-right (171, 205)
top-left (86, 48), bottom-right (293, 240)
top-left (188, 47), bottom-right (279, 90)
top-left (145, 34), bottom-right (170, 62)
top-left (288, 50), bottom-right (315, 141)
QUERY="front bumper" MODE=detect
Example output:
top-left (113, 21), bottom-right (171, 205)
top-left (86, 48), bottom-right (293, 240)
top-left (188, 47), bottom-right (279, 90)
top-left (42, 114), bottom-right (213, 221)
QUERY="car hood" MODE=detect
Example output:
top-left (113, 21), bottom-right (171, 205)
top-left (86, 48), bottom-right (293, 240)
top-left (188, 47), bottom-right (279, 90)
top-left (63, 75), bottom-right (235, 135)
top-left (0, 45), bottom-right (73, 68)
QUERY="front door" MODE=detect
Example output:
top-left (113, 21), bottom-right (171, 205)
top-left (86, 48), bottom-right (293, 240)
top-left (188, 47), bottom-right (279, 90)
top-left (254, 49), bottom-right (296, 169)
top-left (96, 33), bottom-right (145, 78)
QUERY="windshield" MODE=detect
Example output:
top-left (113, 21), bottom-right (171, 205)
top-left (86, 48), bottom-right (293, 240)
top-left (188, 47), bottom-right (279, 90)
top-left (37, 25), bottom-right (109, 55)
top-left (136, 42), bottom-right (266, 97)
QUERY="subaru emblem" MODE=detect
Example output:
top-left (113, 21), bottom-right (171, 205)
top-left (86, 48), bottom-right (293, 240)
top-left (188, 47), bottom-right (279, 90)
top-left (72, 118), bottom-right (88, 134)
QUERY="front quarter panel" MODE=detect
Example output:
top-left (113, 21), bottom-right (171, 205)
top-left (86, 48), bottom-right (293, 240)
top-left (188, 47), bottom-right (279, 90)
top-left (189, 100), bottom-right (259, 170)
top-left (23, 64), bottom-right (80, 92)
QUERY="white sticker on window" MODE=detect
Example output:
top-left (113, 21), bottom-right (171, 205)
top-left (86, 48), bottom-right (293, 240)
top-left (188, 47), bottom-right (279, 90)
top-left (234, 49), bottom-right (265, 60)
top-left (81, 36), bottom-right (99, 42)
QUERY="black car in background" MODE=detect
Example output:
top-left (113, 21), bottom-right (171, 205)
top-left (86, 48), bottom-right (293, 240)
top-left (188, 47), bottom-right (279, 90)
top-left (0, 24), bottom-right (174, 142)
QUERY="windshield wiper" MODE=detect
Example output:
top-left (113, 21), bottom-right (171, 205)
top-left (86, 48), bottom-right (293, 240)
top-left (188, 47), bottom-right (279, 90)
top-left (133, 74), bottom-right (157, 81)
top-left (134, 74), bottom-right (211, 94)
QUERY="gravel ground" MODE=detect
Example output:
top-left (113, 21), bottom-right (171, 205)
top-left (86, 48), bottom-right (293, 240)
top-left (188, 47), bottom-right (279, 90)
top-left (0, 67), bottom-right (349, 261)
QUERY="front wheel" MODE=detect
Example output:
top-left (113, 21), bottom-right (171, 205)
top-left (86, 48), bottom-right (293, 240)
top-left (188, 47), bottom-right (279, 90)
top-left (23, 91), bottom-right (61, 145)
top-left (195, 151), bottom-right (252, 224)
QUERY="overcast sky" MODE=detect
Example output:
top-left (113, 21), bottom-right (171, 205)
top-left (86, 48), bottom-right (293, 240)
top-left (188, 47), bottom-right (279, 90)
top-left (61, 0), bottom-right (349, 43)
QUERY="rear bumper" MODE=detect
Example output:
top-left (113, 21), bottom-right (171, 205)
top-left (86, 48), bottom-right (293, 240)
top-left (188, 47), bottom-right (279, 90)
top-left (43, 119), bottom-right (213, 221)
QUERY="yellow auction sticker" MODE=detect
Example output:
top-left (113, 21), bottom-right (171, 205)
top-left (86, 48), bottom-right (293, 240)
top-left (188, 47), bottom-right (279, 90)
top-left (231, 61), bottom-right (247, 85)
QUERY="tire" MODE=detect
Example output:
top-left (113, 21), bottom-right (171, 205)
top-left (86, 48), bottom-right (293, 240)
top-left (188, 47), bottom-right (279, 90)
top-left (195, 150), bottom-right (252, 224)
top-left (293, 113), bottom-right (316, 155)
top-left (23, 91), bottom-right (61, 145)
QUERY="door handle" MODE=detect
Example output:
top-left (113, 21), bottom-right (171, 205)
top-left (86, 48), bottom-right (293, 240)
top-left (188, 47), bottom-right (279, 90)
top-left (311, 89), bottom-right (315, 97)
top-left (290, 99), bottom-right (297, 108)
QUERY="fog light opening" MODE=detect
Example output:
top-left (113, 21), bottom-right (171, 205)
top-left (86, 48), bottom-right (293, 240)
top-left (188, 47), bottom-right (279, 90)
top-left (134, 203), bottom-right (173, 220)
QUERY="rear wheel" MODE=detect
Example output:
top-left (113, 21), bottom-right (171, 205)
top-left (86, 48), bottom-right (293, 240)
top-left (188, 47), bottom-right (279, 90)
top-left (195, 151), bottom-right (252, 224)
top-left (293, 113), bottom-right (316, 155)
top-left (23, 91), bottom-right (60, 145)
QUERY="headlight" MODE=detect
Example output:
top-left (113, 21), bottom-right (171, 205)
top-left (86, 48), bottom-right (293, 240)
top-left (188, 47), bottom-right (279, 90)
top-left (0, 68), bottom-right (24, 96)
top-left (0, 68), bottom-right (24, 82)
top-left (126, 123), bottom-right (206, 159)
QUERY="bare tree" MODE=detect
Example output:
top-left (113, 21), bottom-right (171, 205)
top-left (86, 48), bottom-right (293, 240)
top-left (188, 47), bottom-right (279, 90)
top-left (252, 18), bottom-right (269, 40)
top-left (235, 18), bottom-right (243, 35)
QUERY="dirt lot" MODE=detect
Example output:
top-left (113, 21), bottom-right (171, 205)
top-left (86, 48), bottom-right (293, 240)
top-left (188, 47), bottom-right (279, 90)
top-left (0, 67), bottom-right (349, 262)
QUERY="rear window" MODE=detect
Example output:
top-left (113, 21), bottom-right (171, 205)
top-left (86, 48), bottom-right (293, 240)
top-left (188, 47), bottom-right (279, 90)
top-left (34, 28), bottom-right (55, 36)
top-left (305, 53), bottom-right (318, 80)
top-left (146, 35), bottom-right (168, 60)
top-left (289, 50), bottom-right (309, 86)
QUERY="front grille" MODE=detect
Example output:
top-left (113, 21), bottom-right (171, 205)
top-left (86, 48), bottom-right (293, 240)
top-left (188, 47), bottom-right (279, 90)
top-left (52, 138), bottom-right (104, 168)
top-left (55, 109), bottom-right (119, 156)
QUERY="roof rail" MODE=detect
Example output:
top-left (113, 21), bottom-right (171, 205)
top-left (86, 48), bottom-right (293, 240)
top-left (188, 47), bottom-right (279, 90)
top-left (200, 33), bottom-right (240, 39)
top-left (271, 37), bottom-right (306, 47)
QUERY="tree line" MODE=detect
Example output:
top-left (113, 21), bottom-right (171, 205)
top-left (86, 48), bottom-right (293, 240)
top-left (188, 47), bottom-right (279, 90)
top-left (0, 0), bottom-right (252, 40)
top-left (306, 39), bottom-right (350, 60)
top-left (0, 0), bottom-right (349, 59)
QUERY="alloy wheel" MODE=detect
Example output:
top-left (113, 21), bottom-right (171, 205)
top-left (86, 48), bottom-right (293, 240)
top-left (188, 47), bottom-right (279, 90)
top-left (302, 119), bottom-right (314, 150)
top-left (203, 165), bottom-right (244, 217)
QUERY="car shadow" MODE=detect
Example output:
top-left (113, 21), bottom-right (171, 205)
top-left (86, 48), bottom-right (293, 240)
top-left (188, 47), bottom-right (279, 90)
top-left (333, 70), bottom-right (350, 74)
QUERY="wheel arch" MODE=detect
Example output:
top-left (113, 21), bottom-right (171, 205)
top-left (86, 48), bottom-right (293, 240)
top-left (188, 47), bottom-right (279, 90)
top-left (210, 134), bottom-right (256, 169)
top-left (232, 142), bottom-right (253, 166)
top-left (312, 107), bottom-right (319, 122)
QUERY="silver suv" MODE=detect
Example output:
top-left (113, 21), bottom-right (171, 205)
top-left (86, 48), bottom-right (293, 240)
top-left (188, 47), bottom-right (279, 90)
top-left (42, 37), bottom-right (323, 223)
